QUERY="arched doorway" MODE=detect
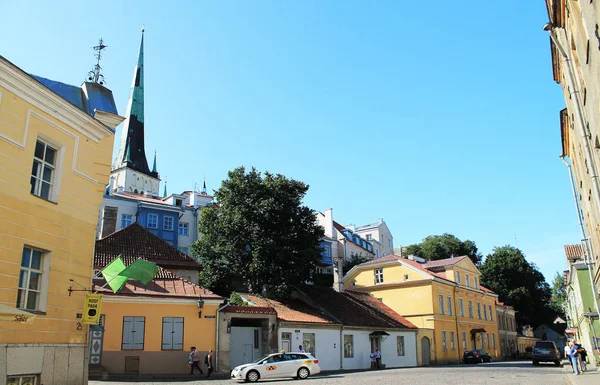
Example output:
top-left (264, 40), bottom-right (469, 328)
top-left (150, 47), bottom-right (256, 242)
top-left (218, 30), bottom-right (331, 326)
top-left (421, 336), bottom-right (431, 366)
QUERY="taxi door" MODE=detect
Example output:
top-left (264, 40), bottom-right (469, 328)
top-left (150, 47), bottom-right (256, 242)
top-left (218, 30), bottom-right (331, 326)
top-left (262, 354), bottom-right (287, 378)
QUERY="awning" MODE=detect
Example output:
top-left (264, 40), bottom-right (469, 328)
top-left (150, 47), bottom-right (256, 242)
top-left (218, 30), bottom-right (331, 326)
top-left (369, 331), bottom-right (390, 337)
top-left (470, 328), bottom-right (486, 334)
top-left (565, 327), bottom-right (578, 335)
top-left (0, 304), bottom-right (36, 324)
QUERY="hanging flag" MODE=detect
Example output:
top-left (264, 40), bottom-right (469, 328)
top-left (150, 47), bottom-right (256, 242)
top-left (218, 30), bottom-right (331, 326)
top-left (101, 257), bottom-right (128, 293)
top-left (82, 293), bottom-right (103, 324)
top-left (120, 259), bottom-right (158, 285)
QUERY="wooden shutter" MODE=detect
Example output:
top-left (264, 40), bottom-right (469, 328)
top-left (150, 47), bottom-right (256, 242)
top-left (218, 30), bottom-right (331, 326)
top-left (162, 318), bottom-right (174, 350)
top-left (122, 317), bottom-right (134, 350)
top-left (132, 317), bottom-right (145, 350)
top-left (173, 318), bottom-right (184, 350)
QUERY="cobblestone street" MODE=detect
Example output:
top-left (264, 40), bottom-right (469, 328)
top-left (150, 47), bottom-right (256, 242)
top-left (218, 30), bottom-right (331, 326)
top-left (90, 361), bottom-right (571, 385)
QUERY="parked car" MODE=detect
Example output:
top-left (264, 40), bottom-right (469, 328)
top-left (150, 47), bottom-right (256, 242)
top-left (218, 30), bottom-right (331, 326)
top-left (463, 349), bottom-right (493, 364)
top-left (230, 352), bottom-right (321, 382)
top-left (532, 341), bottom-right (561, 366)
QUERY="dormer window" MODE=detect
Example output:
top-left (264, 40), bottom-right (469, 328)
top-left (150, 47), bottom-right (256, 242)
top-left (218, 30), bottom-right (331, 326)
top-left (175, 198), bottom-right (183, 207)
top-left (374, 268), bottom-right (384, 284)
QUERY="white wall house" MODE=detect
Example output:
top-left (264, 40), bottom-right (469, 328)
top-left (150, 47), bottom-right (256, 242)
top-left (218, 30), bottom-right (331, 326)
top-left (342, 329), bottom-right (417, 370)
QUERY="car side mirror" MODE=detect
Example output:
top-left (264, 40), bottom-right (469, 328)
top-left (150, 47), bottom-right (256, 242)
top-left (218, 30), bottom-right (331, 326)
top-left (262, 361), bottom-right (268, 365)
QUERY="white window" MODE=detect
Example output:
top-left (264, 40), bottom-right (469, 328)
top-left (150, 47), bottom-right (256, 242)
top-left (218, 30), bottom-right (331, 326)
top-left (465, 274), bottom-right (470, 287)
top-left (462, 331), bottom-right (467, 349)
top-left (455, 271), bottom-right (461, 284)
top-left (178, 222), bottom-right (189, 236)
top-left (18, 247), bottom-right (45, 311)
top-left (447, 296), bottom-right (453, 316)
top-left (366, 234), bottom-right (372, 240)
top-left (483, 304), bottom-right (488, 320)
top-left (303, 333), bottom-right (316, 356)
top-left (397, 336), bottom-right (405, 356)
top-left (374, 268), bottom-right (384, 284)
top-left (344, 335), bottom-right (353, 358)
top-left (441, 331), bottom-right (447, 350)
top-left (489, 305), bottom-right (493, 321)
top-left (468, 301), bottom-right (473, 318)
top-left (459, 299), bottom-right (465, 317)
top-left (30, 139), bottom-right (57, 201)
top-left (7, 376), bottom-right (38, 385)
top-left (439, 294), bottom-right (445, 315)
top-left (147, 214), bottom-right (158, 229)
top-left (474, 276), bottom-right (479, 289)
top-left (477, 303), bottom-right (482, 319)
top-left (492, 333), bottom-right (496, 349)
top-left (404, 274), bottom-right (409, 281)
top-left (450, 331), bottom-right (456, 350)
top-left (163, 216), bottom-right (174, 231)
top-left (487, 333), bottom-right (490, 349)
top-left (122, 316), bottom-right (145, 350)
top-left (121, 214), bottom-right (133, 229)
top-left (162, 317), bottom-right (184, 350)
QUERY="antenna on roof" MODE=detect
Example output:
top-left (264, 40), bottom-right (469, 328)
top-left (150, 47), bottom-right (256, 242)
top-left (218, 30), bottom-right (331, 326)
top-left (87, 38), bottom-right (107, 85)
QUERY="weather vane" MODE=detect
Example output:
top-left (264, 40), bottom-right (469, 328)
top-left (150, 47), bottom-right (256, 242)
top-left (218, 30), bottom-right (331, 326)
top-left (87, 38), bottom-right (107, 85)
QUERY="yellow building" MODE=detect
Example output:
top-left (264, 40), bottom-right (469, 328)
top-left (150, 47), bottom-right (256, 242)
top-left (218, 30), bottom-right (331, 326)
top-left (91, 224), bottom-right (223, 376)
top-left (0, 54), bottom-right (123, 385)
top-left (343, 255), bottom-right (499, 365)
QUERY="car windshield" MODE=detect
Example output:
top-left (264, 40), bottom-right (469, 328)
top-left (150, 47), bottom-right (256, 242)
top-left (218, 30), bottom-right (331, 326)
top-left (535, 342), bottom-right (555, 349)
top-left (253, 354), bottom-right (274, 364)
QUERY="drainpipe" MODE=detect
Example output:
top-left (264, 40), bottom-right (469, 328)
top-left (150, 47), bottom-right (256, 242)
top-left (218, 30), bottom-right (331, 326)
top-left (452, 285), bottom-right (461, 363)
top-left (339, 325), bottom-right (344, 370)
top-left (546, 22), bottom-right (600, 330)
top-left (560, 155), bottom-right (600, 323)
top-left (215, 301), bottom-right (229, 371)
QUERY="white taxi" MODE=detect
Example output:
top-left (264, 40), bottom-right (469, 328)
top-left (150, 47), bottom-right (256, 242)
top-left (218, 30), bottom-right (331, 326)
top-left (231, 351), bottom-right (321, 382)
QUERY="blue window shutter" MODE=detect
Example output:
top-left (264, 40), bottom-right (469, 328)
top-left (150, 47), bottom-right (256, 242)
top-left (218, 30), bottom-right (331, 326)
top-left (173, 318), bottom-right (184, 350)
top-left (133, 317), bottom-right (145, 350)
top-left (162, 318), bottom-right (174, 350)
top-left (122, 317), bottom-right (134, 350)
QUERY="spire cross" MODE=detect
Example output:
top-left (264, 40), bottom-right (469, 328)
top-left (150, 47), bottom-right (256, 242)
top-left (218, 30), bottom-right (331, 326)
top-left (87, 38), bottom-right (108, 85)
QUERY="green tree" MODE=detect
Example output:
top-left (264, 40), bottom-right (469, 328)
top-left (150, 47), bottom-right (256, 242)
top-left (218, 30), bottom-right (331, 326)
top-left (550, 272), bottom-right (566, 316)
top-left (405, 233), bottom-right (483, 265)
top-left (190, 166), bottom-right (324, 299)
top-left (479, 245), bottom-right (556, 327)
top-left (343, 254), bottom-right (373, 275)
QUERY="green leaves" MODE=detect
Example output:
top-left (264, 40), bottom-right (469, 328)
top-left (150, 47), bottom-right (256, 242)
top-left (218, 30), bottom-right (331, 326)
top-left (405, 233), bottom-right (483, 265)
top-left (191, 166), bottom-right (324, 299)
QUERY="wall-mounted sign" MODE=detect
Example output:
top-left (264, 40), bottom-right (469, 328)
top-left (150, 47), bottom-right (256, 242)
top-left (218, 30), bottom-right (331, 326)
top-left (295, 330), bottom-right (301, 333)
top-left (82, 293), bottom-right (103, 324)
top-left (204, 315), bottom-right (215, 319)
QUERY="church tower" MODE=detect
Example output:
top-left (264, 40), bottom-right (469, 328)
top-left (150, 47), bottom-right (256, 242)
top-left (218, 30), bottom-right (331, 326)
top-left (111, 27), bottom-right (160, 196)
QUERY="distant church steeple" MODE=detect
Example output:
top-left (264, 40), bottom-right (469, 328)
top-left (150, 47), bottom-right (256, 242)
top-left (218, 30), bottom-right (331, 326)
top-left (111, 26), bottom-right (160, 196)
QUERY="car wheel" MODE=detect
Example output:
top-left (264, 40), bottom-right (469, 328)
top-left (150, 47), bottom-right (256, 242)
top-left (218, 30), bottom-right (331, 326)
top-left (246, 370), bottom-right (260, 383)
top-left (554, 360), bottom-right (561, 366)
top-left (532, 360), bottom-right (539, 366)
top-left (297, 367), bottom-right (310, 380)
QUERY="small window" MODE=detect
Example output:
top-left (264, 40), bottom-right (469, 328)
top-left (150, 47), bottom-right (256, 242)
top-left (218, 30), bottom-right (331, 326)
top-left (7, 376), bottom-right (38, 385)
top-left (492, 333), bottom-right (496, 349)
top-left (439, 294), bottom-right (445, 315)
top-left (30, 139), bottom-right (57, 201)
top-left (477, 302), bottom-right (482, 319)
top-left (487, 333), bottom-right (490, 349)
top-left (254, 329), bottom-right (260, 349)
top-left (447, 296), bottom-right (453, 316)
top-left (121, 214), bottom-right (133, 229)
top-left (468, 301), bottom-right (473, 318)
top-left (147, 214), bottom-right (158, 229)
top-left (122, 316), bottom-right (145, 350)
top-left (344, 334), bottom-right (354, 358)
top-left (455, 271), bottom-right (461, 284)
top-left (489, 305), bottom-right (493, 321)
top-left (474, 276), bottom-right (478, 289)
top-left (404, 274), bottom-right (409, 281)
top-left (374, 268), bottom-right (384, 284)
top-left (465, 274), bottom-right (470, 287)
top-left (441, 331), bottom-right (447, 350)
top-left (483, 304), bottom-right (488, 320)
top-left (175, 198), bottom-right (183, 207)
top-left (459, 299), bottom-right (465, 317)
top-left (397, 336), bottom-right (405, 356)
top-left (302, 333), bottom-right (315, 356)
top-left (162, 317), bottom-right (183, 350)
top-left (450, 331), bottom-right (456, 350)
top-left (178, 222), bottom-right (189, 236)
top-left (366, 234), bottom-right (372, 240)
top-left (163, 216), bottom-right (174, 231)
top-left (462, 332), bottom-right (467, 349)
top-left (18, 247), bottom-right (45, 311)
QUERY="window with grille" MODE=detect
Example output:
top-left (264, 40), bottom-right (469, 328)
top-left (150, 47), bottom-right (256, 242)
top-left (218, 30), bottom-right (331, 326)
top-left (450, 332), bottom-right (456, 350)
top-left (147, 214), bottom-right (158, 229)
top-left (121, 214), bottom-right (133, 228)
top-left (30, 140), bottom-right (57, 201)
top-left (163, 216), bottom-right (174, 231)
top-left (397, 336), bottom-right (405, 356)
top-left (439, 295), bottom-right (445, 315)
top-left (459, 299), bottom-right (465, 317)
top-left (468, 301), bottom-right (473, 318)
top-left (447, 296), bottom-right (453, 316)
top-left (178, 222), bottom-right (189, 236)
top-left (374, 268), bottom-right (384, 284)
top-left (7, 376), bottom-right (38, 385)
top-left (17, 247), bottom-right (44, 311)
top-left (344, 335), bottom-right (353, 358)
top-left (441, 331), bottom-right (447, 350)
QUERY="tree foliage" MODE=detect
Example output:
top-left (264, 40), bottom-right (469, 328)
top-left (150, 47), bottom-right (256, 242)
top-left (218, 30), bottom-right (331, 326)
top-left (550, 272), bottom-right (567, 316)
top-left (190, 166), bottom-right (324, 299)
top-left (405, 233), bottom-right (483, 265)
top-left (343, 254), bottom-right (373, 275)
top-left (479, 246), bottom-right (556, 327)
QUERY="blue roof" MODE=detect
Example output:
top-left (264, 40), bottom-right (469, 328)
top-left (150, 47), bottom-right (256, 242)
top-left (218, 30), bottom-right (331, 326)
top-left (30, 74), bottom-right (118, 118)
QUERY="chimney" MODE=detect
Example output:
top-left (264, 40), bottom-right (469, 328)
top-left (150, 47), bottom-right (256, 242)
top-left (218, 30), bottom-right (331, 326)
top-left (323, 208), bottom-right (334, 238)
top-left (100, 206), bottom-right (118, 238)
top-left (107, 176), bottom-right (115, 196)
top-left (332, 256), bottom-right (344, 293)
top-left (190, 189), bottom-right (197, 208)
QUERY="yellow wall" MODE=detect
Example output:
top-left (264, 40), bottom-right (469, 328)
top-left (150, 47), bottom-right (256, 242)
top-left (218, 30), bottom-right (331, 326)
top-left (102, 300), bottom-right (219, 352)
top-left (0, 83), bottom-right (114, 344)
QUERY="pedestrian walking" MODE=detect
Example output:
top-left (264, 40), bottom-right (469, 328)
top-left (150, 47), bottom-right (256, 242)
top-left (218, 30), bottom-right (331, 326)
top-left (370, 348), bottom-right (382, 369)
top-left (564, 343), bottom-right (573, 372)
top-left (579, 347), bottom-right (588, 372)
top-left (568, 342), bottom-right (581, 375)
top-left (189, 346), bottom-right (203, 375)
top-left (206, 349), bottom-right (214, 378)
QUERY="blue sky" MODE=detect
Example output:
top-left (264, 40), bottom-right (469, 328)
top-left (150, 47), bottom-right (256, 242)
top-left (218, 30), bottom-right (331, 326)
top-left (1, 1), bottom-right (577, 282)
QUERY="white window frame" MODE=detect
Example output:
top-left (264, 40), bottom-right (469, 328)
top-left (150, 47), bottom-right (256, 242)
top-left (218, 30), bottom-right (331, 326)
top-left (447, 296), bottom-right (453, 316)
top-left (474, 276), bottom-right (479, 289)
top-left (147, 214), bottom-right (158, 229)
top-left (439, 294), bottom-right (445, 315)
top-left (483, 304), bottom-right (488, 320)
top-left (455, 270), bottom-right (461, 284)
top-left (489, 305), bottom-right (493, 321)
top-left (477, 302), bottom-right (482, 319)
top-left (7, 375), bottom-right (38, 385)
top-left (344, 334), bottom-right (353, 358)
top-left (468, 300), bottom-right (473, 318)
top-left (492, 333), bottom-right (496, 349)
top-left (465, 274), bottom-right (470, 287)
top-left (441, 331), bottom-right (447, 350)
top-left (374, 268), bottom-right (384, 284)
top-left (459, 298), bottom-right (465, 317)
top-left (17, 247), bottom-right (50, 312)
top-left (30, 139), bottom-right (59, 201)
top-left (178, 222), bottom-right (189, 236)
top-left (487, 333), bottom-right (490, 349)
top-left (121, 214), bottom-right (133, 229)
top-left (163, 216), bottom-right (174, 231)
top-left (397, 336), bottom-right (405, 356)
top-left (450, 331), bottom-right (456, 350)
top-left (462, 331), bottom-right (467, 349)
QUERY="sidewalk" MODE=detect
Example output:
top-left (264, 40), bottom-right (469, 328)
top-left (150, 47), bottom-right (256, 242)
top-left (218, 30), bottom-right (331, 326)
top-left (563, 359), bottom-right (600, 385)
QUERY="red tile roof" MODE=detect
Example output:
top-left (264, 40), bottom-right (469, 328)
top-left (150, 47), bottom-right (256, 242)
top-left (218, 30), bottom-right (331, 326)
top-left (564, 244), bottom-right (584, 261)
top-left (479, 285), bottom-right (496, 295)
top-left (357, 254), bottom-right (402, 267)
top-left (116, 191), bottom-right (173, 205)
top-left (222, 306), bottom-right (277, 315)
top-left (242, 294), bottom-right (337, 324)
top-left (95, 223), bottom-right (201, 270)
top-left (563, 270), bottom-right (569, 286)
top-left (93, 266), bottom-right (222, 300)
top-left (344, 290), bottom-right (417, 329)
top-left (423, 256), bottom-right (469, 270)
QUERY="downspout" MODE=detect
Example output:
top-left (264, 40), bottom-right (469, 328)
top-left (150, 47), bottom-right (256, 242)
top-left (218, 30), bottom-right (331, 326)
top-left (339, 325), bottom-right (344, 370)
top-left (215, 301), bottom-right (229, 371)
top-left (452, 285), bottom-right (461, 363)
top-left (547, 23), bottom-right (600, 333)
top-left (560, 156), bottom-right (600, 323)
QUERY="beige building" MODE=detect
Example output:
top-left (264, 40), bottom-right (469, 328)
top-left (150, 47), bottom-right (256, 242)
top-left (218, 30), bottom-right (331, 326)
top-left (544, 0), bottom-right (600, 334)
top-left (496, 303), bottom-right (517, 360)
